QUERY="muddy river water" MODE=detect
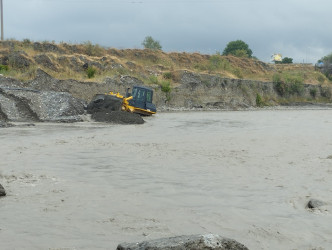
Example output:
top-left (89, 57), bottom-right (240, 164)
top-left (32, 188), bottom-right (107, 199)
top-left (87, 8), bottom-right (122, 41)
top-left (1, 110), bottom-right (332, 250)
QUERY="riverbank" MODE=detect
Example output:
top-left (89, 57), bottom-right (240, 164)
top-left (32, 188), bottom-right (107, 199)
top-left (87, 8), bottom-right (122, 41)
top-left (1, 67), bottom-right (332, 125)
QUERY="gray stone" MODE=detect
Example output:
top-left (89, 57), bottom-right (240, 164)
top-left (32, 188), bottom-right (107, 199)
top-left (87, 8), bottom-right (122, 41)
top-left (0, 183), bottom-right (6, 196)
top-left (307, 199), bottom-right (326, 209)
top-left (116, 234), bottom-right (248, 250)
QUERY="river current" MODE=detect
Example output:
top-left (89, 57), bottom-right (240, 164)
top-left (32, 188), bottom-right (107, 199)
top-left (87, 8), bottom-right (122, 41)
top-left (1, 110), bottom-right (332, 249)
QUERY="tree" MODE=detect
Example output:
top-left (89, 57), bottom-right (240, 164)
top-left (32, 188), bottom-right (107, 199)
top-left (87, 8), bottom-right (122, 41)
top-left (281, 57), bottom-right (293, 64)
top-left (222, 40), bottom-right (253, 58)
top-left (318, 53), bottom-right (332, 80)
top-left (142, 36), bottom-right (162, 50)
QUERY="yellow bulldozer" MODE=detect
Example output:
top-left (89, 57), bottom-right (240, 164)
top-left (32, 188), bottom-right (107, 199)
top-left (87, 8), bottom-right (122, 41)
top-left (87, 85), bottom-right (157, 116)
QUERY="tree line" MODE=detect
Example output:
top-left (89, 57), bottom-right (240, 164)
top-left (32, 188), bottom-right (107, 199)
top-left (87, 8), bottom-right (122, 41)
top-left (141, 36), bottom-right (294, 64)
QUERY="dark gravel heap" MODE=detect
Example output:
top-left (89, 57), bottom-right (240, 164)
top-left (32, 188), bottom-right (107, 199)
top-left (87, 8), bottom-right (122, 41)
top-left (86, 94), bottom-right (123, 114)
top-left (0, 183), bottom-right (6, 196)
top-left (91, 111), bottom-right (144, 124)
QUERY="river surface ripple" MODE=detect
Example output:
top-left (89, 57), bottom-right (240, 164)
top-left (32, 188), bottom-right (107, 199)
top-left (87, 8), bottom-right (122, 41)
top-left (1, 110), bottom-right (332, 250)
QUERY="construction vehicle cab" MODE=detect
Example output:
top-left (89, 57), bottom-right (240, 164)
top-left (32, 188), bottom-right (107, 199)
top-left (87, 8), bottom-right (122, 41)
top-left (126, 86), bottom-right (156, 115)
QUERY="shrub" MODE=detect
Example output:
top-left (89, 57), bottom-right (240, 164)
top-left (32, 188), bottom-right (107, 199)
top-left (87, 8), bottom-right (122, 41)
top-left (160, 80), bottom-right (171, 93)
top-left (320, 86), bottom-right (332, 99)
top-left (256, 93), bottom-right (264, 107)
top-left (194, 63), bottom-right (208, 71)
top-left (22, 38), bottom-right (31, 46)
top-left (83, 41), bottom-right (104, 57)
top-left (209, 54), bottom-right (223, 69)
top-left (208, 54), bottom-right (230, 72)
top-left (310, 88), bottom-right (317, 98)
top-left (273, 73), bottom-right (304, 96)
top-left (163, 72), bottom-right (173, 79)
top-left (233, 68), bottom-right (243, 79)
top-left (148, 75), bottom-right (159, 85)
top-left (160, 80), bottom-right (171, 101)
top-left (317, 74), bottom-right (325, 83)
top-left (0, 64), bottom-right (9, 72)
top-left (273, 74), bottom-right (287, 96)
top-left (288, 81), bottom-right (304, 95)
top-left (284, 75), bottom-right (304, 95)
top-left (272, 73), bottom-right (282, 83)
top-left (86, 66), bottom-right (96, 78)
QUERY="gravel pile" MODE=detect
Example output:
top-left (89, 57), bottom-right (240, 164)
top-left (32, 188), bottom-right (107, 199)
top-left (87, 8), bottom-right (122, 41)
top-left (91, 111), bottom-right (144, 124)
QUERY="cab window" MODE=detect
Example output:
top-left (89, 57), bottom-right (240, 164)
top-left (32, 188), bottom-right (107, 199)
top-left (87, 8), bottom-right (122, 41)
top-left (146, 91), bottom-right (152, 103)
top-left (137, 89), bottom-right (146, 102)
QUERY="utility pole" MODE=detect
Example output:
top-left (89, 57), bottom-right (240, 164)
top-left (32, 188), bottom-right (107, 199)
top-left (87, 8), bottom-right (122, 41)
top-left (0, 0), bottom-right (3, 41)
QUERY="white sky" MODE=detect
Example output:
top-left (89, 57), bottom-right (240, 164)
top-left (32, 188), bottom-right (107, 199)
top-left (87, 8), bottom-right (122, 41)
top-left (4, 0), bottom-right (332, 63)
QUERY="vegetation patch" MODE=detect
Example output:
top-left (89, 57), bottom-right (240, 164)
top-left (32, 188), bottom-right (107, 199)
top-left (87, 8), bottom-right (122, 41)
top-left (86, 66), bottom-right (96, 78)
top-left (148, 75), bottom-right (159, 85)
top-left (255, 93), bottom-right (267, 107)
top-left (83, 41), bottom-right (104, 57)
top-left (310, 88), bottom-right (317, 98)
top-left (160, 80), bottom-right (171, 93)
top-left (0, 64), bottom-right (9, 72)
top-left (207, 54), bottom-right (231, 72)
top-left (163, 72), bottom-right (173, 80)
top-left (273, 73), bottom-right (305, 96)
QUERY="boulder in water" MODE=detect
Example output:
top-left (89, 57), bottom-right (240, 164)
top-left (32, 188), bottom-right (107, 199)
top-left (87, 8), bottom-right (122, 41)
top-left (117, 234), bottom-right (249, 250)
top-left (0, 183), bottom-right (6, 196)
top-left (306, 199), bottom-right (326, 209)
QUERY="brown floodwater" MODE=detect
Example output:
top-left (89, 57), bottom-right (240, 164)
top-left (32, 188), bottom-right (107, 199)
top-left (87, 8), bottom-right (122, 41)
top-left (1, 110), bottom-right (332, 250)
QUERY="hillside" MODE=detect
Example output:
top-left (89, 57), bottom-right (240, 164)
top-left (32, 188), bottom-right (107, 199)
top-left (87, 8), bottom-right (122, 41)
top-left (0, 40), bottom-right (330, 87)
top-left (1, 40), bottom-right (332, 125)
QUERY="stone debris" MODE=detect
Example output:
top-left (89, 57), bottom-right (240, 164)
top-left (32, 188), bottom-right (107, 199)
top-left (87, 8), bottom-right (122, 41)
top-left (0, 87), bottom-right (85, 123)
top-left (117, 234), bottom-right (249, 250)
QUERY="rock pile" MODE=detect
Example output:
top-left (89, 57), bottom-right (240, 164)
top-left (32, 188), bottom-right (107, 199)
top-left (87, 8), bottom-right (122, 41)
top-left (117, 234), bottom-right (248, 250)
top-left (0, 86), bottom-right (85, 123)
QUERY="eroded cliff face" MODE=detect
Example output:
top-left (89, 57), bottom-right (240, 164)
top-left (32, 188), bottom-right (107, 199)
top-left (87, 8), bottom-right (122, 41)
top-left (1, 69), bottom-right (332, 123)
top-left (157, 71), bottom-right (332, 110)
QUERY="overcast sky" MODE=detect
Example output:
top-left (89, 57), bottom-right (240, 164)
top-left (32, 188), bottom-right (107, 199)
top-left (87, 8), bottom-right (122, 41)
top-left (4, 0), bottom-right (332, 63)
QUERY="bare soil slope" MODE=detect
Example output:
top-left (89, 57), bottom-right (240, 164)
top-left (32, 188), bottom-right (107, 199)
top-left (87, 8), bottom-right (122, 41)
top-left (0, 40), bottom-right (329, 87)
